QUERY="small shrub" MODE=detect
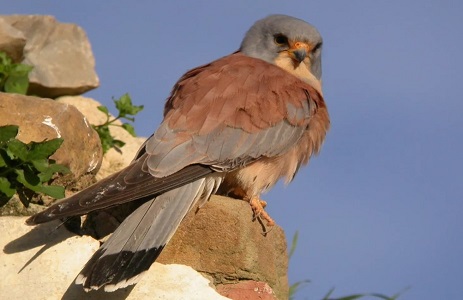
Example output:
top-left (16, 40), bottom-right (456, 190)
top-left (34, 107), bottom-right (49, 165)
top-left (92, 93), bottom-right (144, 154)
top-left (0, 125), bottom-right (70, 207)
top-left (0, 51), bottom-right (33, 95)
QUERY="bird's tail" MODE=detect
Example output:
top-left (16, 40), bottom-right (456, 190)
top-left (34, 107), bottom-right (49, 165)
top-left (75, 175), bottom-right (221, 291)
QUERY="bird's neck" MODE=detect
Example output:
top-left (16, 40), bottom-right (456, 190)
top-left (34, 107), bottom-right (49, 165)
top-left (274, 55), bottom-right (323, 96)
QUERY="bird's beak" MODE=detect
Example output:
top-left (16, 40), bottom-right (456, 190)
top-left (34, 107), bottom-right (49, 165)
top-left (288, 41), bottom-right (309, 64)
top-left (289, 48), bottom-right (306, 63)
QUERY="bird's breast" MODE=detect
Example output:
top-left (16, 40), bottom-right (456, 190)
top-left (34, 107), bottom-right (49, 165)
top-left (217, 101), bottom-right (329, 199)
top-left (218, 137), bottom-right (308, 198)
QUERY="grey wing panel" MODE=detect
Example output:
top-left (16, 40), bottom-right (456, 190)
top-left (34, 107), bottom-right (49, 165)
top-left (26, 159), bottom-right (212, 225)
top-left (146, 119), bottom-right (307, 176)
top-left (76, 174), bottom-right (222, 291)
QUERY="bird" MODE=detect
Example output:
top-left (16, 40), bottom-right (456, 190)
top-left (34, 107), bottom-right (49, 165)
top-left (26, 14), bottom-right (330, 292)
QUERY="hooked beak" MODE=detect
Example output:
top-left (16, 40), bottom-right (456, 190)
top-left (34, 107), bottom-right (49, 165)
top-left (288, 41), bottom-right (310, 64)
top-left (289, 48), bottom-right (307, 63)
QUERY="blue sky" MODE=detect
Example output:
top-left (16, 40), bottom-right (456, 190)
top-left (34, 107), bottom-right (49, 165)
top-left (4, 1), bottom-right (463, 299)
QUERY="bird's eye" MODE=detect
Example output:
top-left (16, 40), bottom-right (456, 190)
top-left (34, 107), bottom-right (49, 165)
top-left (312, 42), bottom-right (322, 53)
top-left (274, 34), bottom-right (288, 46)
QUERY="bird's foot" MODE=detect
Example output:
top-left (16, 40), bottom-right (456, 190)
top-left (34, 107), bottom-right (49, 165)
top-left (227, 187), bottom-right (276, 230)
top-left (248, 196), bottom-right (275, 227)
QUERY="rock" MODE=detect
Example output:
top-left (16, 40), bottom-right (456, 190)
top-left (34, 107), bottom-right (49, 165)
top-left (57, 96), bottom-right (146, 180)
top-left (0, 15), bottom-right (99, 98)
top-left (216, 281), bottom-right (278, 300)
top-left (74, 192), bottom-right (290, 299)
top-left (0, 17), bottom-right (26, 62)
top-left (0, 92), bottom-right (102, 178)
top-left (158, 195), bottom-right (289, 300)
top-left (0, 196), bottom-right (44, 217)
top-left (0, 216), bottom-right (229, 300)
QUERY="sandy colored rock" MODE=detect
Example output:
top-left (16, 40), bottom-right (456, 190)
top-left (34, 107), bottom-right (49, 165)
top-left (57, 95), bottom-right (146, 180)
top-left (0, 92), bottom-right (102, 177)
top-left (0, 15), bottom-right (99, 98)
top-left (0, 216), bottom-right (98, 298)
top-left (0, 17), bottom-right (26, 62)
top-left (158, 195), bottom-right (289, 300)
top-left (0, 216), bottom-right (229, 300)
top-left (217, 281), bottom-right (278, 300)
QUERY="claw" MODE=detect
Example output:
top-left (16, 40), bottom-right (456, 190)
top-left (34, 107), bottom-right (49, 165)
top-left (228, 187), bottom-right (276, 230)
top-left (259, 199), bottom-right (268, 209)
top-left (248, 196), bottom-right (275, 227)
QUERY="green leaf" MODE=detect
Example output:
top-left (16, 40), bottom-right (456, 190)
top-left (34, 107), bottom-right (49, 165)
top-left (45, 163), bottom-right (70, 175)
top-left (37, 162), bottom-right (70, 182)
top-left (94, 125), bottom-right (112, 153)
top-left (0, 177), bottom-right (16, 198)
top-left (0, 125), bottom-right (19, 142)
top-left (4, 74), bottom-right (29, 94)
top-left (322, 287), bottom-right (336, 300)
top-left (114, 93), bottom-right (144, 116)
top-left (92, 93), bottom-right (143, 154)
top-left (16, 165), bottom-right (40, 187)
top-left (0, 148), bottom-right (13, 169)
top-left (97, 105), bottom-right (109, 115)
top-left (37, 184), bottom-right (65, 199)
top-left (121, 123), bottom-right (136, 136)
top-left (0, 154), bottom-right (5, 168)
top-left (370, 287), bottom-right (410, 300)
top-left (289, 280), bottom-right (310, 300)
top-left (321, 290), bottom-right (406, 300)
top-left (289, 231), bottom-right (299, 259)
top-left (0, 121), bottom-right (68, 207)
top-left (14, 169), bottom-right (34, 190)
top-left (30, 158), bottom-right (49, 172)
top-left (37, 169), bottom-right (54, 182)
top-left (332, 294), bottom-right (366, 300)
top-left (0, 51), bottom-right (33, 95)
top-left (28, 138), bottom-right (63, 160)
top-left (0, 52), bottom-right (12, 66)
top-left (123, 116), bottom-right (135, 122)
top-left (369, 294), bottom-right (396, 300)
top-left (9, 63), bottom-right (33, 76)
top-left (93, 123), bottom-right (110, 138)
top-left (113, 139), bottom-right (125, 148)
top-left (7, 139), bottom-right (28, 161)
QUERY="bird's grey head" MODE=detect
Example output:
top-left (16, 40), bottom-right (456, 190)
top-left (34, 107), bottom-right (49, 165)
top-left (240, 14), bottom-right (323, 79)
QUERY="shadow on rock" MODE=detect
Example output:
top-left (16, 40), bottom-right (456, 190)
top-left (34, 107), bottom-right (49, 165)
top-left (62, 281), bottom-right (134, 300)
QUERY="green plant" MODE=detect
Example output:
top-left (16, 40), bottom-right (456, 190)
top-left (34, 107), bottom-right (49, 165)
top-left (287, 231), bottom-right (407, 300)
top-left (289, 231), bottom-right (311, 300)
top-left (92, 93), bottom-right (144, 154)
top-left (0, 125), bottom-right (70, 207)
top-left (0, 51), bottom-right (33, 94)
top-left (321, 287), bottom-right (409, 300)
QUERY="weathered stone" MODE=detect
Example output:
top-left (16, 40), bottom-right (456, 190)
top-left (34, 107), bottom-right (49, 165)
top-left (57, 96), bottom-right (146, 180)
top-left (0, 17), bottom-right (26, 62)
top-left (0, 216), bottom-right (229, 300)
top-left (0, 196), bottom-right (43, 217)
top-left (0, 15), bottom-right (99, 98)
top-left (216, 281), bottom-right (279, 300)
top-left (158, 195), bottom-right (289, 300)
top-left (0, 92), bottom-right (102, 177)
top-left (77, 193), bottom-right (290, 300)
top-left (1, 217), bottom-right (98, 298)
